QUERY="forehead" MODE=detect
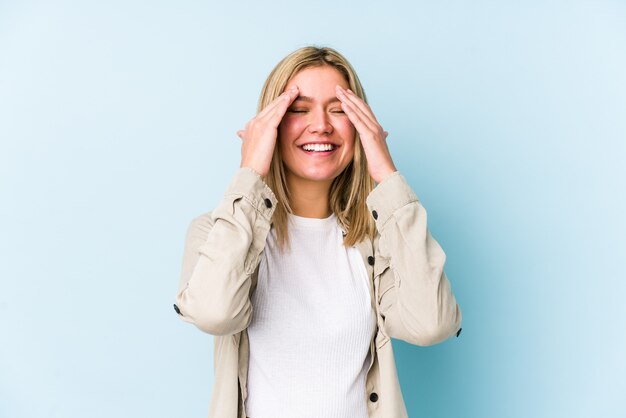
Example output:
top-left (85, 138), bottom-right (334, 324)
top-left (285, 66), bottom-right (349, 96)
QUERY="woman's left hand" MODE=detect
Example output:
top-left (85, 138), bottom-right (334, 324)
top-left (335, 85), bottom-right (397, 183)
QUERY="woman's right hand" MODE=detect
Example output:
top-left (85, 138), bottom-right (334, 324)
top-left (237, 86), bottom-right (300, 177)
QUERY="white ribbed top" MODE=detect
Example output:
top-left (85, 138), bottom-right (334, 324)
top-left (245, 212), bottom-right (376, 418)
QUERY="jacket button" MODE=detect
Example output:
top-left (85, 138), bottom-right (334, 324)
top-left (264, 198), bottom-right (272, 208)
top-left (372, 210), bottom-right (378, 220)
top-left (173, 303), bottom-right (182, 315)
top-left (369, 392), bottom-right (378, 402)
top-left (456, 327), bottom-right (462, 337)
top-left (367, 256), bottom-right (375, 266)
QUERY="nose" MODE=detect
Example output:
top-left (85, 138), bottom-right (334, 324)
top-left (307, 108), bottom-right (333, 135)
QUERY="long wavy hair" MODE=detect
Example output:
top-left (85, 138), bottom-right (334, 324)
top-left (257, 45), bottom-right (377, 252)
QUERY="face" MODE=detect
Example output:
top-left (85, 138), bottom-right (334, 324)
top-left (278, 66), bottom-right (356, 188)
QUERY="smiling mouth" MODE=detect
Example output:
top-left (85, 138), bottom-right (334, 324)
top-left (299, 143), bottom-right (339, 153)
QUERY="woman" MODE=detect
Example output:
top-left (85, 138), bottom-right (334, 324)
top-left (174, 46), bottom-right (462, 418)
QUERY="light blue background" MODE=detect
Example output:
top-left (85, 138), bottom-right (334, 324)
top-left (1, 1), bottom-right (624, 417)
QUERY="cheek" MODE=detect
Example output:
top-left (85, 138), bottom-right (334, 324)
top-left (280, 116), bottom-right (307, 136)
top-left (336, 119), bottom-right (356, 142)
top-left (278, 118), bottom-right (303, 155)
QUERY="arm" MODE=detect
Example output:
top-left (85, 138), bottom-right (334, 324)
top-left (367, 171), bottom-right (462, 346)
top-left (174, 167), bottom-right (277, 336)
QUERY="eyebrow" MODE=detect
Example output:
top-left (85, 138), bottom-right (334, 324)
top-left (294, 95), bottom-right (341, 104)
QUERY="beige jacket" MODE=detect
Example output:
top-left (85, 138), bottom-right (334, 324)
top-left (174, 167), bottom-right (462, 418)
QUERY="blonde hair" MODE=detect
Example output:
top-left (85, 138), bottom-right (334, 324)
top-left (258, 45), bottom-right (377, 252)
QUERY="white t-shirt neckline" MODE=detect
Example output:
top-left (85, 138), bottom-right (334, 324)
top-left (287, 211), bottom-right (338, 229)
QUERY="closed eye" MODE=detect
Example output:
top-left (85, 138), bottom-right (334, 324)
top-left (288, 108), bottom-right (345, 114)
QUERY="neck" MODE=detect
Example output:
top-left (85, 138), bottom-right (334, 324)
top-left (286, 174), bottom-right (333, 218)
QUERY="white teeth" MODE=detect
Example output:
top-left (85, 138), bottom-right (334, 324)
top-left (302, 143), bottom-right (335, 152)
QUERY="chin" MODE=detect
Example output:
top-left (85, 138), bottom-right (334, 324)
top-left (293, 168), bottom-right (341, 182)
top-left (302, 173), bottom-right (337, 182)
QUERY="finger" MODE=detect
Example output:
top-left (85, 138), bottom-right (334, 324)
top-left (336, 87), bottom-right (379, 133)
top-left (257, 86), bottom-right (299, 120)
top-left (274, 86), bottom-right (300, 115)
top-left (255, 93), bottom-right (288, 120)
top-left (261, 86), bottom-right (299, 126)
top-left (339, 93), bottom-right (379, 136)
top-left (345, 88), bottom-right (380, 123)
top-left (340, 100), bottom-right (374, 140)
top-left (237, 87), bottom-right (298, 151)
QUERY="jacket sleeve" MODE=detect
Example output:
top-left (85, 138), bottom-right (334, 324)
top-left (366, 171), bottom-right (462, 346)
top-left (174, 167), bottom-right (277, 336)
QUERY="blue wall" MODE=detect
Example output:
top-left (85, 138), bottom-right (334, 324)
top-left (1, 1), bottom-right (624, 417)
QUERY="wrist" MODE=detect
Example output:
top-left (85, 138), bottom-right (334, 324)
top-left (374, 166), bottom-right (397, 183)
top-left (240, 163), bottom-right (266, 178)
